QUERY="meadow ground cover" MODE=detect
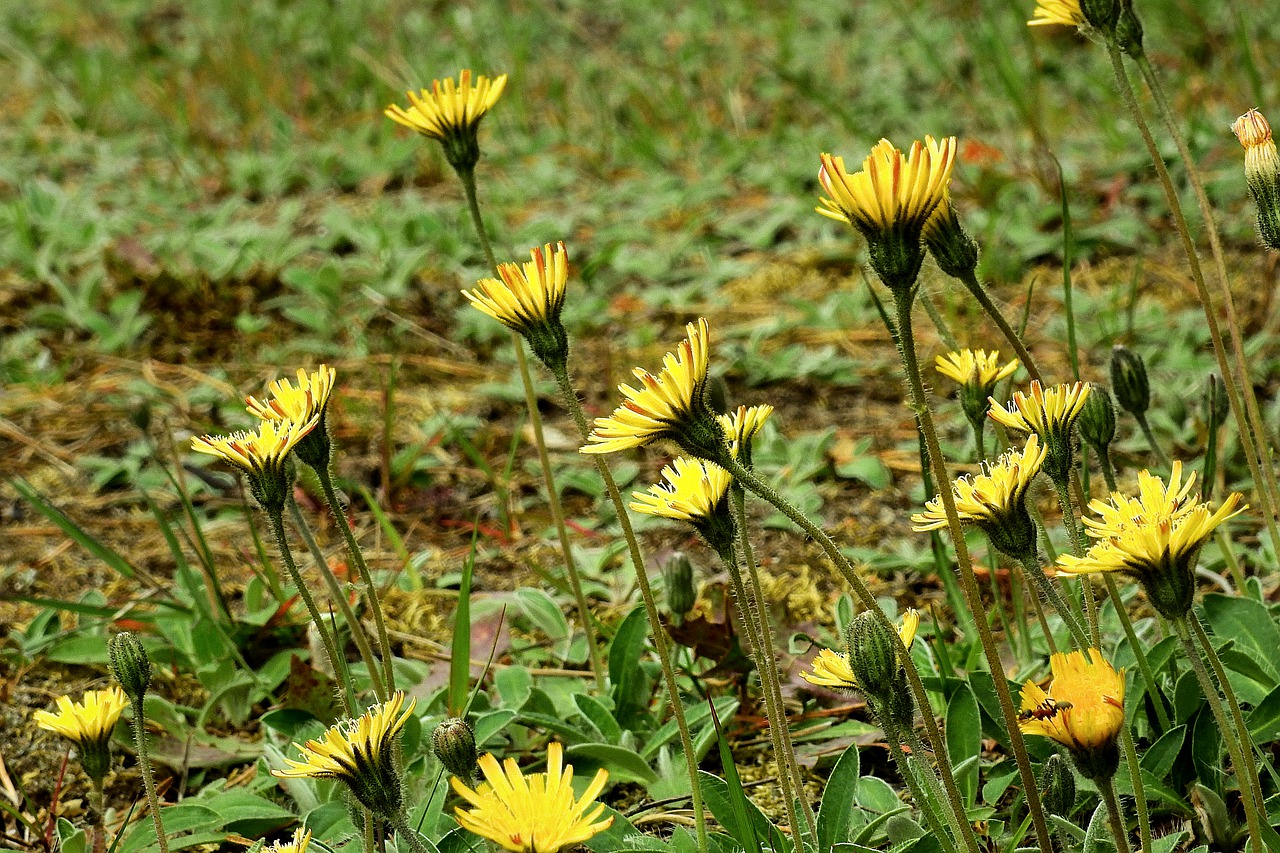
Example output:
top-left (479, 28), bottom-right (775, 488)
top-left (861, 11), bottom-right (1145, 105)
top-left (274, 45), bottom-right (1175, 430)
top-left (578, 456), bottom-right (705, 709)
top-left (3, 1), bottom-right (1280, 852)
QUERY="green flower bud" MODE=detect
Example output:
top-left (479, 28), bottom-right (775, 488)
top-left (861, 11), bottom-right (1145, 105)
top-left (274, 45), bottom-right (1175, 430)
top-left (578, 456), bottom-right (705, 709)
top-left (846, 611), bottom-right (900, 703)
top-left (1109, 345), bottom-right (1150, 418)
top-left (1040, 754), bottom-right (1077, 819)
top-left (432, 717), bottom-right (479, 781)
top-left (1081, 0), bottom-right (1118, 33)
top-left (108, 632), bottom-right (152, 702)
top-left (1202, 374), bottom-right (1229, 430)
top-left (1115, 1), bottom-right (1144, 55)
top-left (662, 553), bottom-right (697, 620)
top-left (923, 201), bottom-right (979, 280)
top-left (1078, 383), bottom-right (1117, 452)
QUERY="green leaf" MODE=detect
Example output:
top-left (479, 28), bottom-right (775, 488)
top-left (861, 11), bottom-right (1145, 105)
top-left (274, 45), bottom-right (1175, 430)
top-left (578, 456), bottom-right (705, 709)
top-left (119, 804), bottom-right (221, 853)
top-left (565, 743), bottom-right (659, 784)
top-left (1081, 799), bottom-right (1114, 853)
top-left (574, 693), bottom-right (623, 744)
top-left (197, 789), bottom-right (295, 835)
top-left (855, 776), bottom-right (901, 813)
top-left (817, 744), bottom-right (861, 850)
top-left (642, 696), bottom-right (739, 759)
top-left (581, 806), bottom-right (643, 853)
top-left (56, 818), bottom-right (86, 853)
top-left (1139, 724), bottom-right (1186, 779)
top-left (473, 709), bottom-right (518, 747)
top-left (514, 587), bottom-right (572, 661)
top-left (450, 545), bottom-right (475, 717)
top-left (1200, 594), bottom-right (1280, 681)
top-left (946, 685), bottom-right (981, 807)
top-left (435, 828), bottom-right (487, 853)
top-left (698, 771), bottom-right (786, 853)
top-left (1247, 683), bottom-right (1280, 743)
top-left (610, 606), bottom-right (651, 728)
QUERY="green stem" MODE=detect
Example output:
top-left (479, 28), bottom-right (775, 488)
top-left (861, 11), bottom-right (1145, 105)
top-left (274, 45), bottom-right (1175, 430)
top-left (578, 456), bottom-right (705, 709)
top-left (966, 415), bottom-right (987, 463)
top-left (1050, 474), bottom-right (1100, 647)
top-left (878, 707), bottom-right (959, 853)
top-left (1097, 775), bottom-right (1133, 853)
top-left (1019, 552), bottom-right (1089, 649)
top-left (1101, 575), bottom-right (1171, 734)
top-left (1097, 445), bottom-right (1119, 492)
top-left (903, 727), bottom-right (970, 853)
top-left (362, 811), bottom-right (376, 853)
top-left (1134, 412), bottom-right (1170, 467)
top-left (730, 488), bottom-right (816, 842)
top-left (920, 290), bottom-right (960, 350)
top-left (128, 695), bottom-right (169, 853)
top-left (552, 366), bottom-right (708, 853)
top-left (1172, 617), bottom-right (1265, 852)
top-left (391, 814), bottom-right (434, 853)
top-left (456, 165), bottom-right (606, 692)
top-left (287, 497), bottom-right (386, 702)
top-left (92, 779), bottom-right (107, 853)
top-left (1188, 615), bottom-right (1267, 835)
top-left (958, 269), bottom-right (1043, 383)
top-left (1106, 45), bottom-right (1280, 567)
top-left (314, 468), bottom-right (398, 696)
top-left (1116, 720), bottom-right (1153, 853)
top-left (266, 508), bottom-right (354, 716)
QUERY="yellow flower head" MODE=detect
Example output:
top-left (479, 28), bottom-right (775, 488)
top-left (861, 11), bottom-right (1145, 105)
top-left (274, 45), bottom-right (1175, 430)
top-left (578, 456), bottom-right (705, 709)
top-left (192, 416), bottom-right (319, 478)
top-left (800, 609), bottom-right (919, 691)
top-left (718, 404), bottom-right (773, 449)
top-left (1019, 649), bottom-right (1125, 780)
top-left (464, 243), bottom-right (570, 368)
top-left (34, 686), bottom-right (128, 782)
top-left (1027, 0), bottom-right (1084, 27)
top-left (581, 319), bottom-right (727, 460)
top-left (1057, 469), bottom-right (1245, 618)
top-left (935, 349), bottom-right (1019, 391)
top-left (246, 365), bottom-right (336, 425)
top-left (274, 692), bottom-right (416, 818)
top-left (264, 829), bottom-right (312, 853)
top-left (817, 137), bottom-right (957, 239)
top-left (34, 686), bottom-right (128, 748)
top-left (451, 741), bottom-right (613, 853)
top-left (912, 436), bottom-right (1046, 557)
top-left (989, 380), bottom-right (1090, 481)
top-left (630, 457), bottom-right (732, 524)
top-left (386, 71), bottom-right (507, 169)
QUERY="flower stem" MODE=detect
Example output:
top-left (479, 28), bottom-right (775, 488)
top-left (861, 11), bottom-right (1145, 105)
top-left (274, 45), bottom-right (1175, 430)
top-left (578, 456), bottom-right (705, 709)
top-left (1100, 574), bottom-right (1171, 734)
top-left (958, 270), bottom-right (1043, 383)
top-left (92, 780), bottom-right (107, 853)
top-left (878, 707), bottom-right (959, 853)
top-left (1172, 616), bottom-right (1265, 851)
top-left (1134, 412), bottom-right (1170, 467)
top-left (266, 508), bottom-right (354, 716)
top-left (1116, 707), bottom-right (1154, 853)
top-left (1096, 446), bottom-right (1118, 493)
top-left (1104, 42), bottom-right (1280, 562)
top-left (551, 366), bottom-right (708, 853)
top-left (886, 285), bottom-right (1053, 852)
top-left (1050, 474), bottom-right (1100, 647)
top-left (730, 487), bottom-right (816, 842)
top-left (455, 165), bottom-right (606, 692)
top-left (902, 727), bottom-right (970, 853)
top-left (1097, 775), bottom-right (1133, 853)
top-left (391, 814), bottom-right (434, 853)
top-left (1019, 552), bottom-right (1088, 649)
top-left (127, 695), bottom-right (169, 853)
top-left (287, 496), bottom-right (387, 702)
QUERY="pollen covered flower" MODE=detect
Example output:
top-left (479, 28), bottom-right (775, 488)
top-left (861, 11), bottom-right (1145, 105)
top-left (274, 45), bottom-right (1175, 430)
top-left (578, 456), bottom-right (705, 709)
top-left (385, 71), bottom-right (507, 171)
top-left (1232, 109), bottom-right (1280, 251)
top-left (630, 457), bottom-right (735, 553)
top-left (1058, 465), bottom-right (1245, 618)
top-left (464, 242), bottom-right (570, 370)
top-left (581, 319), bottom-right (728, 460)
top-left (1027, 0), bottom-right (1084, 27)
top-left (264, 829), bottom-right (312, 853)
top-left (34, 686), bottom-right (128, 783)
top-left (989, 380), bottom-right (1090, 482)
top-left (801, 609), bottom-right (919, 691)
top-left (274, 692), bottom-right (416, 818)
top-left (818, 137), bottom-right (957, 290)
top-left (1019, 649), bottom-right (1125, 781)
top-left (245, 365), bottom-right (336, 469)
top-left (193, 416), bottom-right (320, 510)
top-left (913, 436), bottom-right (1046, 558)
top-left (451, 741), bottom-right (613, 853)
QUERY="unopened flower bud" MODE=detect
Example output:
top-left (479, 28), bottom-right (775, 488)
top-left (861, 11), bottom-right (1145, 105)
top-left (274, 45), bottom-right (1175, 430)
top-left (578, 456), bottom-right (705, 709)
top-left (924, 200), bottom-right (979, 280)
top-left (1233, 109), bottom-right (1280, 252)
top-left (1081, 0), bottom-right (1118, 33)
top-left (662, 553), bottom-right (697, 620)
top-left (1115, 1), bottom-right (1143, 55)
top-left (1202, 374), bottom-right (1229, 430)
top-left (1109, 346), bottom-right (1150, 418)
top-left (432, 717), bottom-right (479, 781)
top-left (846, 610), bottom-right (901, 703)
top-left (1040, 754), bottom-right (1077, 818)
top-left (1078, 383), bottom-right (1116, 452)
top-left (108, 632), bottom-right (152, 702)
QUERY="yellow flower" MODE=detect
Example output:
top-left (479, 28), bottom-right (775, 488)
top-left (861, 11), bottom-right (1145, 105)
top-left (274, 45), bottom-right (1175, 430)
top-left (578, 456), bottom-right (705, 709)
top-left (935, 349), bottom-right (1019, 390)
top-left (464, 243), bottom-right (571, 368)
top-left (718, 404), bottom-right (773, 449)
top-left (274, 692), bottom-right (416, 817)
top-left (246, 365), bottom-right (336, 425)
top-left (34, 686), bottom-right (128, 748)
top-left (916, 435), bottom-right (1044, 540)
top-left (1027, 0), bottom-right (1084, 27)
top-left (1080, 461), bottom-right (1198, 541)
top-left (264, 829), bottom-right (312, 853)
top-left (451, 741), bottom-right (613, 853)
top-left (385, 70), bottom-right (507, 144)
top-left (1019, 649), bottom-right (1124, 779)
top-left (630, 457), bottom-right (732, 524)
top-left (581, 319), bottom-right (725, 458)
top-left (192, 417), bottom-right (319, 477)
top-left (800, 609), bottom-right (919, 690)
top-left (817, 137), bottom-right (957, 238)
top-left (988, 380), bottom-right (1090, 438)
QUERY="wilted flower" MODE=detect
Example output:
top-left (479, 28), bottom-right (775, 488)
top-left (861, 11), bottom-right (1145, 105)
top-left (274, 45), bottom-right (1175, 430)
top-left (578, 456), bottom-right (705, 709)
top-left (581, 319), bottom-right (727, 460)
top-left (464, 242), bottom-right (570, 370)
top-left (1232, 109), bottom-right (1280, 251)
top-left (385, 71), bottom-right (508, 171)
top-left (1019, 649), bottom-right (1125, 781)
top-left (451, 741), bottom-right (612, 853)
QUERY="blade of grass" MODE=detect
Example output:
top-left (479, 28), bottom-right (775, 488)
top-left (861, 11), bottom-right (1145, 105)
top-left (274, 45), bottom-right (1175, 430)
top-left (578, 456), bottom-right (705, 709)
top-left (449, 530), bottom-right (478, 717)
top-left (355, 483), bottom-right (417, 590)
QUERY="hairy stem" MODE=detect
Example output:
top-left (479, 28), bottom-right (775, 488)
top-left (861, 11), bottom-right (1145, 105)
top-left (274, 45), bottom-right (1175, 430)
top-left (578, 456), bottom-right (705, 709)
top-left (1050, 474), bottom-right (1100, 647)
top-left (1019, 552), bottom-right (1089, 649)
top-left (128, 695), bottom-right (170, 853)
top-left (958, 269), bottom-right (1043, 383)
top-left (879, 706), bottom-right (959, 853)
top-left (1098, 776), bottom-right (1133, 853)
top-left (1101, 574), bottom-right (1171, 734)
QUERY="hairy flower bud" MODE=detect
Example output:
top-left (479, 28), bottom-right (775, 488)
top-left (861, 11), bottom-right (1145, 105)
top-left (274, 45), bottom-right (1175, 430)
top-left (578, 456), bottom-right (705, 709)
top-left (662, 553), bottom-right (697, 620)
top-left (432, 717), bottom-right (479, 781)
top-left (923, 200), bottom-right (980, 280)
top-left (1078, 383), bottom-right (1117, 452)
top-left (108, 632), bottom-right (152, 702)
top-left (1115, 1), bottom-right (1143, 55)
top-left (1040, 754), bottom-right (1077, 818)
top-left (1080, 0), bottom-right (1118, 33)
top-left (846, 611), bottom-right (901, 703)
top-left (1233, 110), bottom-right (1280, 252)
top-left (1109, 345), bottom-right (1150, 418)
